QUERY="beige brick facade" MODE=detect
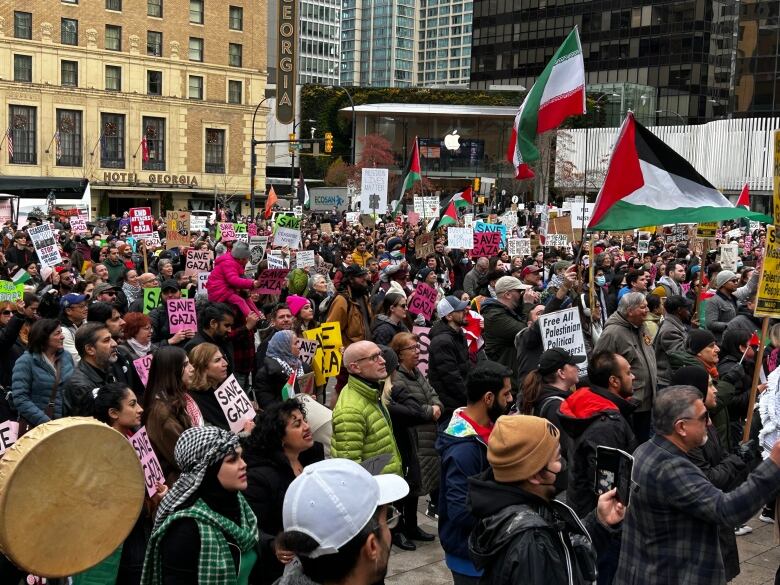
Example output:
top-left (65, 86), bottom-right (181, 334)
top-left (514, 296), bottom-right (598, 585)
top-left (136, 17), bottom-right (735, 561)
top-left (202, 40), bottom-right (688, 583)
top-left (0, 0), bottom-right (269, 216)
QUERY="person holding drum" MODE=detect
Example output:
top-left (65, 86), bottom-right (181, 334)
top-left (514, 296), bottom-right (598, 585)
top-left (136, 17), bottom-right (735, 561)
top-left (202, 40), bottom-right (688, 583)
top-left (141, 426), bottom-right (259, 584)
top-left (11, 318), bottom-right (76, 429)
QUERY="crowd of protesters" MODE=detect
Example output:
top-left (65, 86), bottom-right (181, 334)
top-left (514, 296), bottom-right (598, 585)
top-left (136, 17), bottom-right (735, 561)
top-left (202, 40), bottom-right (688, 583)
top-left (0, 205), bottom-right (779, 585)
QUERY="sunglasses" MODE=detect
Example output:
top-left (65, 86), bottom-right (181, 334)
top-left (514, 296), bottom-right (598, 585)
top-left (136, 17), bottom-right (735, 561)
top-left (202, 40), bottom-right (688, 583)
top-left (1, 310), bottom-right (12, 316)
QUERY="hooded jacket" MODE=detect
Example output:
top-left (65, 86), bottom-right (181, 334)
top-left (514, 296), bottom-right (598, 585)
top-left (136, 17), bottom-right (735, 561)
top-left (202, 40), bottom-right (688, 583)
top-left (724, 305), bottom-right (763, 339)
top-left (428, 319), bottom-right (472, 419)
top-left (593, 311), bottom-right (657, 412)
top-left (467, 469), bottom-right (612, 585)
top-left (654, 313), bottom-right (688, 386)
top-left (207, 252), bottom-right (255, 304)
top-left (558, 386), bottom-right (637, 517)
top-left (370, 314), bottom-right (409, 347)
top-left (481, 298), bottom-right (525, 387)
top-left (435, 408), bottom-right (490, 577)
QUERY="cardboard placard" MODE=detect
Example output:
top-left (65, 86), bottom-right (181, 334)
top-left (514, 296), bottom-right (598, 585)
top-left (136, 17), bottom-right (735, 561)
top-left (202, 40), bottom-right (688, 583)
top-left (165, 211), bottom-right (190, 249)
top-left (409, 282), bottom-right (437, 320)
top-left (28, 223), bottom-right (63, 267)
top-left (219, 223), bottom-right (236, 242)
top-left (471, 231), bottom-right (502, 257)
top-left (314, 262), bottom-right (332, 277)
top-left (296, 249), bottom-right (316, 268)
top-left (215, 374), bottom-right (256, 433)
top-left (549, 215), bottom-right (573, 238)
top-left (538, 308), bottom-right (588, 376)
top-left (415, 232), bottom-right (435, 259)
top-left (448, 227), bottom-right (474, 250)
top-left (412, 325), bottom-right (431, 378)
top-left (167, 298), bottom-right (197, 334)
top-left (184, 249), bottom-right (213, 275)
top-left (359, 214), bottom-right (376, 229)
top-left (296, 338), bottom-right (319, 365)
top-left (302, 321), bottom-right (343, 385)
top-left (133, 354), bottom-right (153, 387)
top-left (256, 269), bottom-right (290, 294)
top-left (128, 426), bottom-right (166, 497)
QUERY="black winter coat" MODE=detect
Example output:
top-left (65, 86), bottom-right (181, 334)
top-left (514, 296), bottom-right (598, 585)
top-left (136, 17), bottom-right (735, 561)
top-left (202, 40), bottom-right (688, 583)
top-left (370, 315), bottom-right (409, 347)
top-left (252, 357), bottom-right (311, 409)
top-left (0, 315), bottom-right (25, 389)
top-left (428, 319), bottom-right (471, 419)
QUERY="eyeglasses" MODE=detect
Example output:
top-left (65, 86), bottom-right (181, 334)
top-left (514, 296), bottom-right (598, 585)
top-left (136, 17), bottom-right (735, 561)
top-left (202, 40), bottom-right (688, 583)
top-left (385, 505), bottom-right (401, 530)
top-left (399, 345), bottom-right (419, 353)
top-left (678, 411), bottom-right (709, 425)
top-left (353, 352), bottom-right (383, 364)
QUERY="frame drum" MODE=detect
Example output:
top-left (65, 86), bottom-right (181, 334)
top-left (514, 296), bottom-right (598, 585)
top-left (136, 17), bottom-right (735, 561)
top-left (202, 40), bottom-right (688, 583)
top-left (0, 417), bottom-right (145, 577)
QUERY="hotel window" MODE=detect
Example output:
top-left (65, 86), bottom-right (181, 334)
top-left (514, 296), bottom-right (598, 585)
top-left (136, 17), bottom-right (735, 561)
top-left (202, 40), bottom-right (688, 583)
top-left (147, 31), bottom-right (162, 56)
top-left (14, 12), bottom-right (32, 39)
top-left (61, 60), bottom-right (79, 86)
top-left (56, 109), bottom-right (82, 167)
top-left (106, 0), bottom-right (122, 10)
top-left (8, 105), bottom-right (37, 165)
top-left (189, 37), bottom-right (203, 61)
top-left (228, 80), bottom-right (242, 104)
top-left (148, 0), bottom-right (163, 17)
top-left (188, 75), bottom-right (203, 99)
top-left (105, 25), bottom-right (122, 50)
top-left (147, 70), bottom-right (162, 95)
top-left (100, 113), bottom-right (125, 168)
top-left (61, 18), bottom-right (78, 45)
top-left (105, 65), bottom-right (122, 91)
top-left (190, 0), bottom-right (204, 23)
top-left (229, 43), bottom-right (242, 67)
top-left (142, 116), bottom-right (165, 171)
top-left (13, 55), bottom-right (32, 82)
top-left (229, 6), bottom-right (243, 30)
top-left (205, 129), bottom-right (225, 173)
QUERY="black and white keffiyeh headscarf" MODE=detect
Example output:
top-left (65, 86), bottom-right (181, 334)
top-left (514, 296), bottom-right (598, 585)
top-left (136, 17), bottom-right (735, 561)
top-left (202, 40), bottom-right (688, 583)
top-left (153, 426), bottom-right (240, 531)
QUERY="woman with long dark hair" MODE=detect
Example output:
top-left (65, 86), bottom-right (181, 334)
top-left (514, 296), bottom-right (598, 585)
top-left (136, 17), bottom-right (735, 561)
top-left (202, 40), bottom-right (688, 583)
top-left (142, 346), bottom-right (197, 483)
top-left (370, 292), bottom-right (409, 346)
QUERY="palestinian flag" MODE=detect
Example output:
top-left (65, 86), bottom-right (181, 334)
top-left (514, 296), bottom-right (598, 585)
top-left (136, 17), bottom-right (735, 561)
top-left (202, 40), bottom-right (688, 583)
top-left (507, 28), bottom-right (586, 179)
top-left (281, 370), bottom-right (296, 400)
top-left (398, 137), bottom-right (422, 199)
top-left (12, 268), bottom-right (30, 286)
top-left (452, 186), bottom-right (474, 209)
top-left (432, 200), bottom-right (458, 230)
top-left (697, 290), bottom-right (716, 329)
top-left (297, 170), bottom-right (310, 208)
top-left (589, 113), bottom-right (772, 231)
top-left (737, 183), bottom-right (750, 209)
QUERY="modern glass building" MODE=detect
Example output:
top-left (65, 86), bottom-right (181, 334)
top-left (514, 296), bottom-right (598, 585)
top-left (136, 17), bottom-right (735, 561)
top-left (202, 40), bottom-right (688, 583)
top-left (340, 0), bottom-right (416, 87)
top-left (734, 0), bottom-right (780, 116)
top-left (417, 0), bottom-right (474, 86)
top-left (470, 1), bottom-right (738, 124)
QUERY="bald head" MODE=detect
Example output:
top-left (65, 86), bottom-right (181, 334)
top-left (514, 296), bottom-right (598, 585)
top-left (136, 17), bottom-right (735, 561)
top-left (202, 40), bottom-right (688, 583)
top-left (138, 273), bottom-right (159, 288)
top-left (343, 340), bottom-right (387, 382)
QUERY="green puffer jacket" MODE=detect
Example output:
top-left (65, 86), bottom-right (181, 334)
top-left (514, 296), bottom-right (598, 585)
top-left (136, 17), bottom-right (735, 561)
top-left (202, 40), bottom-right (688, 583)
top-left (331, 375), bottom-right (403, 476)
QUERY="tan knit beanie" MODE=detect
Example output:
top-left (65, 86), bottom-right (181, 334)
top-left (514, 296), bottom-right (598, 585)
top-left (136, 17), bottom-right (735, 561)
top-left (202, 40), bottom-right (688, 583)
top-left (488, 415), bottom-right (561, 482)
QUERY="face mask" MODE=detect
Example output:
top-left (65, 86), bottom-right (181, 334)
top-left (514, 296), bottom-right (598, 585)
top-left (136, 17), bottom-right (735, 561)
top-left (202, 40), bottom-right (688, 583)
top-left (595, 276), bottom-right (606, 287)
top-left (539, 458), bottom-right (568, 494)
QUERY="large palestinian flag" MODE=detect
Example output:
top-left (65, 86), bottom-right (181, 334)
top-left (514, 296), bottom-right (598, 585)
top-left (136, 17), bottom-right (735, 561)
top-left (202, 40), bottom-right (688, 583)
top-left (507, 27), bottom-right (586, 179)
top-left (589, 113), bottom-right (772, 231)
top-left (398, 137), bottom-right (422, 198)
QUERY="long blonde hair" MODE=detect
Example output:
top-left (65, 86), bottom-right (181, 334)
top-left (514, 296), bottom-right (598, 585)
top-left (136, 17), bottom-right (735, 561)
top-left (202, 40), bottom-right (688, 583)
top-left (188, 343), bottom-right (222, 391)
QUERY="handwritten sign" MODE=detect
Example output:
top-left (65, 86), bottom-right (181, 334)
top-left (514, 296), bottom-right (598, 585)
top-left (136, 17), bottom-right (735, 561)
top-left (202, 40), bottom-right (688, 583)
top-left (538, 308), bottom-right (588, 376)
top-left (448, 227), bottom-right (474, 250)
top-left (185, 249), bottom-right (213, 275)
top-left (719, 242), bottom-right (739, 271)
top-left (215, 374), bottom-right (255, 433)
top-left (409, 282), bottom-right (438, 320)
top-left (508, 238), bottom-right (531, 257)
top-left (360, 168), bottom-right (389, 214)
top-left (28, 223), bottom-right (63, 267)
top-left (143, 287), bottom-right (161, 314)
top-left (314, 261), bottom-right (332, 277)
top-left (415, 232), bottom-right (435, 259)
top-left (130, 207), bottom-right (154, 236)
top-left (219, 223), bottom-right (236, 242)
top-left (472, 231), bottom-right (502, 257)
top-left (70, 216), bottom-right (88, 234)
top-left (296, 249), bottom-right (315, 268)
top-left (0, 420), bottom-right (19, 456)
top-left (302, 321), bottom-right (343, 385)
top-left (0, 281), bottom-right (24, 302)
top-left (267, 251), bottom-right (289, 269)
top-left (275, 226), bottom-right (302, 249)
top-left (133, 354), bottom-right (153, 387)
top-left (546, 233), bottom-right (569, 248)
top-left (296, 338), bottom-right (319, 365)
top-left (275, 214), bottom-right (301, 230)
top-left (167, 298), bottom-right (197, 333)
top-left (128, 426), bottom-right (166, 497)
top-left (190, 215), bottom-right (207, 232)
top-left (249, 235), bottom-right (268, 265)
top-left (165, 211), bottom-right (190, 249)
top-left (142, 232), bottom-right (161, 248)
top-left (412, 326), bottom-right (431, 378)
top-left (407, 211), bottom-right (420, 226)
top-left (256, 269), bottom-right (290, 294)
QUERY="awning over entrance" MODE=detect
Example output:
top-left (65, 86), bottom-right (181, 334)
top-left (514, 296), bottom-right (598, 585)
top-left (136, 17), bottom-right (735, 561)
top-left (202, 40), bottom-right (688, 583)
top-left (0, 176), bottom-right (89, 199)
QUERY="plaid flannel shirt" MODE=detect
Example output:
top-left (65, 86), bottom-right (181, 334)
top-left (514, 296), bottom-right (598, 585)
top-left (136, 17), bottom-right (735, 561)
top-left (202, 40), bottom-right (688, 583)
top-left (615, 434), bottom-right (780, 585)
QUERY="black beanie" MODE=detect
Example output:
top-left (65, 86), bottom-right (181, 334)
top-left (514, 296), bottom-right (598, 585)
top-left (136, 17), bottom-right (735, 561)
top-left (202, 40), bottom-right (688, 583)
top-left (670, 365), bottom-right (710, 401)
top-left (687, 329), bottom-right (717, 356)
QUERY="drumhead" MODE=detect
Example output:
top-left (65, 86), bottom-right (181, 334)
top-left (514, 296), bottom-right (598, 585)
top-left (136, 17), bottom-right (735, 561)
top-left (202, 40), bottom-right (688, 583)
top-left (0, 417), bottom-right (145, 577)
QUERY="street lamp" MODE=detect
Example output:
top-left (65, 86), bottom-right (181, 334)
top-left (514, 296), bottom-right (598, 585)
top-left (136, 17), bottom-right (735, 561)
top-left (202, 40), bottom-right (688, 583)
top-left (655, 109), bottom-right (687, 125)
top-left (291, 118), bottom-right (316, 199)
top-left (249, 96), bottom-right (271, 220)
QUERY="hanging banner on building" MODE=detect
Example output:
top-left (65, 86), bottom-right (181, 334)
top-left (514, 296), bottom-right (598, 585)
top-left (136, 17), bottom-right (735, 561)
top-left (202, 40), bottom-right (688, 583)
top-left (276, 0), bottom-right (298, 124)
top-left (28, 223), bottom-right (63, 267)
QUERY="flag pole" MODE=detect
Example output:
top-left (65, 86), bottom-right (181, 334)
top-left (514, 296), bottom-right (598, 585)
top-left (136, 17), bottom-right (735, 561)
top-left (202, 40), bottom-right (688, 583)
top-left (743, 315), bottom-right (769, 442)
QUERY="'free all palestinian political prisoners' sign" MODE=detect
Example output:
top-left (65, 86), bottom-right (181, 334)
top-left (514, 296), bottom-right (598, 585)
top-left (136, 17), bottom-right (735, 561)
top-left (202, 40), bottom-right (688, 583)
top-left (538, 308), bottom-right (588, 376)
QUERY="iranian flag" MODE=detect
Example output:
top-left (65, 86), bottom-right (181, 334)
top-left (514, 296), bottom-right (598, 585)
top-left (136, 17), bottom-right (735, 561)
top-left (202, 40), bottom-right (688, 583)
top-left (589, 112), bottom-right (772, 231)
top-left (281, 370), bottom-right (297, 400)
top-left (398, 137), bottom-right (422, 199)
top-left (507, 28), bottom-right (586, 179)
top-left (452, 185), bottom-right (474, 209)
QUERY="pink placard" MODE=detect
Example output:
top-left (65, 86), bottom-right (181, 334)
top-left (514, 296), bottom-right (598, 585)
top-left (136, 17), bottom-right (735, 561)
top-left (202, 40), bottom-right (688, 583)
top-left (256, 269), bottom-right (290, 294)
top-left (220, 223), bottom-right (236, 242)
top-left (0, 420), bottom-right (19, 456)
top-left (409, 283), bottom-right (437, 320)
top-left (133, 354), bottom-right (153, 387)
top-left (167, 298), bottom-right (197, 334)
top-left (471, 231), bottom-right (502, 257)
top-left (128, 426), bottom-right (166, 497)
top-left (214, 375), bottom-right (255, 433)
top-left (248, 223), bottom-right (258, 236)
top-left (407, 211), bottom-right (420, 226)
top-left (412, 326), bottom-right (431, 378)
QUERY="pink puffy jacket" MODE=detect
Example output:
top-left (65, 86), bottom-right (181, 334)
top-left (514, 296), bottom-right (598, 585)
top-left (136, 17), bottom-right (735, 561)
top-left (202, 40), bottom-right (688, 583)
top-left (207, 253), bottom-right (254, 303)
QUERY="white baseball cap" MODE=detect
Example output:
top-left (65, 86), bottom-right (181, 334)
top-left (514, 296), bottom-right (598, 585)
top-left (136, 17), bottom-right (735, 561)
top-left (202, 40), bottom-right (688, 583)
top-left (282, 458), bottom-right (409, 558)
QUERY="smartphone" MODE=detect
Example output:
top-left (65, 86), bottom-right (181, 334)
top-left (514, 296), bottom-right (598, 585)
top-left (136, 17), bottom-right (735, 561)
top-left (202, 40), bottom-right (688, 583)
top-left (595, 446), bottom-right (634, 506)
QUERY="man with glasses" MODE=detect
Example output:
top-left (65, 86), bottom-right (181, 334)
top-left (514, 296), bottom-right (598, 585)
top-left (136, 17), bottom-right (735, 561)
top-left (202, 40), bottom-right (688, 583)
top-left (92, 282), bottom-right (119, 304)
top-left (331, 340), bottom-right (403, 480)
top-left (59, 293), bottom-right (89, 364)
top-left (705, 265), bottom-right (760, 343)
top-left (127, 273), bottom-right (159, 312)
top-left (616, 385), bottom-right (780, 585)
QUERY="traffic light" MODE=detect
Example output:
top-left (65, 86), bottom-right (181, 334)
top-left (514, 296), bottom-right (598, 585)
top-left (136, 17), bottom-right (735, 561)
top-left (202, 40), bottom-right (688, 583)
top-left (325, 132), bottom-right (333, 153)
top-left (289, 133), bottom-right (296, 154)
top-left (473, 177), bottom-right (481, 193)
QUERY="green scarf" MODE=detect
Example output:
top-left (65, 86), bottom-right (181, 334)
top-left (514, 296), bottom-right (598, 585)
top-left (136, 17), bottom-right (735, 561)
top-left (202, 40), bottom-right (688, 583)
top-left (141, 494), bottom-right (258, 585)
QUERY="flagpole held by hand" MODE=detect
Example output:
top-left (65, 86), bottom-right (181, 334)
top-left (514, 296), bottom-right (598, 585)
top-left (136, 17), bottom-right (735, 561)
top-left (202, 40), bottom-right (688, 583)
top-left (743, 316), bottom-right (769, 442)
